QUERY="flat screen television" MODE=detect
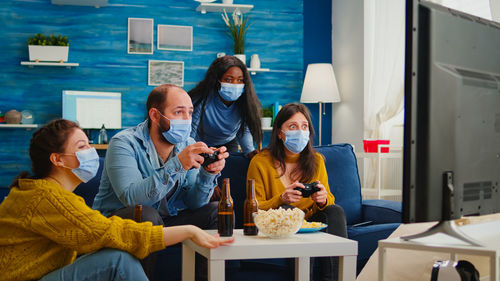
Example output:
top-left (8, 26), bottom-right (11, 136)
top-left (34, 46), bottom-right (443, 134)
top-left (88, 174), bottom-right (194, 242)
top-left (403, 0), bottom-right (500, 244)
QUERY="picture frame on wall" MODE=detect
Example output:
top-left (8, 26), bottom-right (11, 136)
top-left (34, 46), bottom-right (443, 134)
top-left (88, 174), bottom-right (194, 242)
top-left (128, 18), bottom-right (154, 54)
top-left (148, 60), bottom-right (184, 87)
top-left (157, 25), bottom-right (193, 51)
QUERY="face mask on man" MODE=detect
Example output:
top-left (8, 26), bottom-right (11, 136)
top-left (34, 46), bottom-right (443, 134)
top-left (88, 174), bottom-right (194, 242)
top-left (157, 109), bottom-right (192, 144)
top-left (219, 82), bottom-right (245, 101)
top-left (62, 147), bottom-right (100, 183)
top-left (282, 129), bottom-right (310, 154)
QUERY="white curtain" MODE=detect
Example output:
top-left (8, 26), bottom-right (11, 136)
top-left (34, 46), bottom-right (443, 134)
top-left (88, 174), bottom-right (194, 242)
top-left (363, 0), bottom-right (405, 192)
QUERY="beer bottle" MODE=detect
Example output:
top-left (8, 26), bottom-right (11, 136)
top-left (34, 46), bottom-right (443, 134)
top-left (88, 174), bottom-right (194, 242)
top-left (133, 204), bottom-right (143, 222)
top-left (218, 178), bottom-right (234, 237)
top-left (243, 179), bottom-right (259, 235)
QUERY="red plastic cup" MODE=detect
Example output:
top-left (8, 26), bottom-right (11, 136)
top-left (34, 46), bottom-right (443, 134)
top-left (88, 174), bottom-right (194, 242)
top-left (363, 139), bottom-right (390, 153)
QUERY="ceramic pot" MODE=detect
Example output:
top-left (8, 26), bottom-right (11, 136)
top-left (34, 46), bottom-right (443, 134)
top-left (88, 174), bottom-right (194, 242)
top-left (250, 54), bottom-right (261, 69)
top-left (261, 117), bottom-right (272, 128)
top-left (28, 45), bottom-right (69, 62)
top-left (222, 0), bottom-right (234, 4)
top-left (234, 54), bottom-right (246, 65)
top-left (5, 110), bottom-right (22, 124)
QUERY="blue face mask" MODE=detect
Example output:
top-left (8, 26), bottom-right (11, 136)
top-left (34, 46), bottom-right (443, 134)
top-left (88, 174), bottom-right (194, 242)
top-left (283, 130), bottom-right (310, 154)
top-left (219, 82), bottom-right (245, 101)
top-left (65, 147), bottom-right (100, 183)
top-left (158, 110), bottom-right (192, 144)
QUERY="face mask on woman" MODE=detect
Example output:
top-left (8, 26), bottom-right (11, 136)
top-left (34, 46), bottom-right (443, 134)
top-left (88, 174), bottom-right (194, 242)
top-left (157, 110), bottom-right (192, 144)
top-left (63, 147), bottom-right (100, 183)
top-left (219, 82), bottom-right (245, 101)
top-left (283, 130), bottom-right (310, 154)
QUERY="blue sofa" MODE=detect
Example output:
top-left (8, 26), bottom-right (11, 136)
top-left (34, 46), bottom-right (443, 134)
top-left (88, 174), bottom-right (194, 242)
top-left (74, 143), bottom-right (401, 280)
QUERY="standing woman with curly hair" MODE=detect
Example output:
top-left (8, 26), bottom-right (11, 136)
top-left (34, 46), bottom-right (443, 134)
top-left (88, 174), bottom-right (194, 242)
top-left (189, 55), bottom-right (262, 158)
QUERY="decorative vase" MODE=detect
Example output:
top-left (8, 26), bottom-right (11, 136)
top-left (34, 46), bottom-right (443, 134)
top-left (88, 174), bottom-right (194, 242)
top-left (5, 110), bottom-right (22, 124)
top-left (250, 54), bottom-right (261, 69)
top-left (222, 0), bottom-right (233, 4)
top-left (260, 117), bottom-right (272, 128)
top-left (234, 54), bottom-right (246, 65)
top-left (28, 45), bottom-right (69, 62)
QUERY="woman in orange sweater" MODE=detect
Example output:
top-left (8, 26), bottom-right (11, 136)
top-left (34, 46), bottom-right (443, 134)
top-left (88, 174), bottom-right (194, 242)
top-left (0, 119), bottom-right (233, 281)
top-left (247, 103), bottom-right (347, 281)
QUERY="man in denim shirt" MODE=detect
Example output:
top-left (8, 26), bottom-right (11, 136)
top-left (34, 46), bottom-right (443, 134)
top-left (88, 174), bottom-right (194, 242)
top-left (93, 83), bottom-right (227, 227)
top-left (93, 84), bottom-right (227, 280)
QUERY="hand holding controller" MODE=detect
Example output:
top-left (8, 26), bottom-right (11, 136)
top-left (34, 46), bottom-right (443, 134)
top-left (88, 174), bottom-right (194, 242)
top-left (199, 151), bottom-right (220, 167)
top-left (293, 182), bottom-right (320, 198)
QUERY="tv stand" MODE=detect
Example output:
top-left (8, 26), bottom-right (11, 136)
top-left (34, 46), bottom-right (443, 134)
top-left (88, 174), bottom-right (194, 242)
top-left (401, 220), bottom-right (482, 246)
top-left (403, 171), bottom-right (482, 246)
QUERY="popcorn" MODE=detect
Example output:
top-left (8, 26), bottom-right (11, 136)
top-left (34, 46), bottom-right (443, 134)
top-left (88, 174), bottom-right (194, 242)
top-left (253, 207), bottom-right (305, 238)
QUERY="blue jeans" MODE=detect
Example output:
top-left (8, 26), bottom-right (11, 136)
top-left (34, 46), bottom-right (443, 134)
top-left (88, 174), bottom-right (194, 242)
top-left (40, 248), bottom-right (148, 281)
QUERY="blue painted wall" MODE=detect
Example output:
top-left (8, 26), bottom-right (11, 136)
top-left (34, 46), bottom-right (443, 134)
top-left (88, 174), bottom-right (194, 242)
top-left (304, 0), bottom-right (333, 146)
top-left (0, 0), bottom-right (304, 187)
top-left (0, 0), bottom-right (336, 189)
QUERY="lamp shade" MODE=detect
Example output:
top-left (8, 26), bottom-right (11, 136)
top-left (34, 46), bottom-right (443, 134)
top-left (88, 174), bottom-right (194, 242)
top-left (300, 63), bottom-right (341, 103)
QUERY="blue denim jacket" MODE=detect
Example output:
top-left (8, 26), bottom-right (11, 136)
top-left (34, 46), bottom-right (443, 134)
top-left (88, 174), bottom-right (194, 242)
top-left (92, 120), bottom-right (219, 217)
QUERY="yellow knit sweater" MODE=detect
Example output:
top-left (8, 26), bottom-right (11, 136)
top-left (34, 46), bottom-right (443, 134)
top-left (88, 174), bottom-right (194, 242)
top-left (0, 179), bottom-right (165, 281)
top-left (247, 150), bottom-right (335, 219)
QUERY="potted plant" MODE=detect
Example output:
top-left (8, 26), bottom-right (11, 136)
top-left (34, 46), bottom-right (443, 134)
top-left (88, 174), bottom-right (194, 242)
top-left (221, 10), bottom-right (250, 65)
top-left (27, 34), bottom-right (70, 62)
top-left (261, 106), bottom-right (273, 129)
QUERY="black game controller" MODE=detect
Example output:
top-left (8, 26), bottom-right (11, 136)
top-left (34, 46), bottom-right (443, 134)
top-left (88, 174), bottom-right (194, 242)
top-left (294, 182), bottom-right (320, 198)
top-left (200, 151), bottom-right (220, 167)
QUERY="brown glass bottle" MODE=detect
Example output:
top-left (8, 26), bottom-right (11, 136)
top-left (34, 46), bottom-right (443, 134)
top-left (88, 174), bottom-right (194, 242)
top-left (243, 179), bottom-right (259, 235)
top-left (218, 178), bottom-right (234, 237)
top-left (133, 204), bottom-right (143, 222)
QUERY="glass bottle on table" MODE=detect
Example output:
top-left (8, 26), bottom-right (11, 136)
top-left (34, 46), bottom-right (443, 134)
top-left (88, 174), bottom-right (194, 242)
top-left (218, 178), bottom-right (234, 237)
top-left (243, 179), bottom-right (259, 235)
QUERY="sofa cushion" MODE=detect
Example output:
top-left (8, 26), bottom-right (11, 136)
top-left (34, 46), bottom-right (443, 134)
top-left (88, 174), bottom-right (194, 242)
top-left (315, 144), bottom-right (363, 225)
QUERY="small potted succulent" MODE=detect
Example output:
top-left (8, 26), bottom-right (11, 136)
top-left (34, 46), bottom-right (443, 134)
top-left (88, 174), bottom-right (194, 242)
top-left (27, 34), bottom-right (70, 62)
top-left (261, 106), bottom-right (273, 129)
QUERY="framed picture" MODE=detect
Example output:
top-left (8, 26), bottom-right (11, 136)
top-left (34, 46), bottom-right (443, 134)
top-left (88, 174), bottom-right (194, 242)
top-left (148, 60), bottom-right (184, 87)
top-left (128, 18), bottom-right (154, 54)
top-left (157, 25), bottom-right (193, 51)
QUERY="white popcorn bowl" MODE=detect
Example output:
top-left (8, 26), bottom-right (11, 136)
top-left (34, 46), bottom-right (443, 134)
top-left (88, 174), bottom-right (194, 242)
top-left (253, 208), bottom-right (305, 238)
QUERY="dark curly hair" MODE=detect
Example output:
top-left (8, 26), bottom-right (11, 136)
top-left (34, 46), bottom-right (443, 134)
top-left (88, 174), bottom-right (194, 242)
top-left (188, 55), bottom-right (262, 146)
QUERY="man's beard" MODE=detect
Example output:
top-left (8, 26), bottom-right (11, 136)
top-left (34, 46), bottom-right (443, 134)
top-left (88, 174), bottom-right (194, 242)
top-left (157, 119), bottom-right (172, 144)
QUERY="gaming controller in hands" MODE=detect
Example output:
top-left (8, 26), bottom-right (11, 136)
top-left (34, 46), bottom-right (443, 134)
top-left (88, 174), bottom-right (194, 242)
top-left (199, 151), bottom-right (220, 167)
top-left (293, 182), bottom-right (320, 198)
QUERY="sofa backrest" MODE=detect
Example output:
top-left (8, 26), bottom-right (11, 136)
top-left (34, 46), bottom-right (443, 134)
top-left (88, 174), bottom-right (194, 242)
top-left (219, 143), bottom-right (363, 228)
top-left (315, 144), bottom-right (362, 225)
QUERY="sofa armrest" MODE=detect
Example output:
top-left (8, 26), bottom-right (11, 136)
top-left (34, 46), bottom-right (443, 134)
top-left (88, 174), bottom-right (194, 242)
top-left (362, 199), bottom-right (402, 224)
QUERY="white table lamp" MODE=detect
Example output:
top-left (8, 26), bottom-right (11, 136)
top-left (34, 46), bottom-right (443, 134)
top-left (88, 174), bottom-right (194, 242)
top-left (300, 63), bottom-right (341, 145)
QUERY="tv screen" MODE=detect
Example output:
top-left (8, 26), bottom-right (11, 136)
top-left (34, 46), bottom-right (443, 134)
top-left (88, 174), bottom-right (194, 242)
top-left (403, 1), bottom-right (500, 224)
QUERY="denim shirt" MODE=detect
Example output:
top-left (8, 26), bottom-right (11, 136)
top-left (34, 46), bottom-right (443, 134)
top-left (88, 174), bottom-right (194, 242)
top-left (92, 120), bottom-right (219, 217)
top-left (191, 93), bottom-right (255, 155)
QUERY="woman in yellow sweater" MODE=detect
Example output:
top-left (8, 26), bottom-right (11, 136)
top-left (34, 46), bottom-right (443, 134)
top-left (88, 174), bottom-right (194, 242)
top-left (0, 119), bottom-right (233, 281)
top-left (247, 103), bottom-right (347, 281)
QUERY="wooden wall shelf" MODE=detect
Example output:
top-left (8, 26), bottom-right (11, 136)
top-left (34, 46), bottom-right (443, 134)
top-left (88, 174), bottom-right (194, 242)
top-left (0, 124), bottom-right (38, 129)
top-left (196, 3), bottom-right (253, 14)
top-left (21, 61), bottom-right (79, 68)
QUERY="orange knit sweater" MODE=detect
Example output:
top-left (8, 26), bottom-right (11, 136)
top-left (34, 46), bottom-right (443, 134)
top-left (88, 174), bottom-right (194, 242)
top-left (246, 150), bottom-right (335, 219)
top-left (0, 179), bottom-right (165, 281)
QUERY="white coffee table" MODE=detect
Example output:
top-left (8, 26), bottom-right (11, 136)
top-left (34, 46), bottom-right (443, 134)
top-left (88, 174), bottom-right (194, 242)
top-left (182, 229), bottom-right (358, 281)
